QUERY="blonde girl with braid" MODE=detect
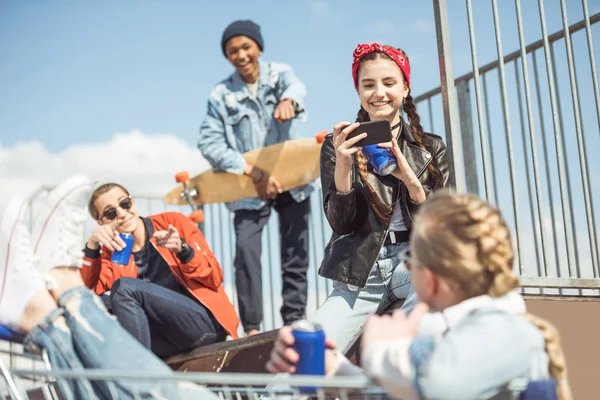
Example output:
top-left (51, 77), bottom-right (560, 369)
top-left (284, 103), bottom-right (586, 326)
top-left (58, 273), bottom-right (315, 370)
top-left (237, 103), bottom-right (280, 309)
top-left (268, 192), bottom-right (571, 400)
top-left (310, 43), bottom-right (449, 354)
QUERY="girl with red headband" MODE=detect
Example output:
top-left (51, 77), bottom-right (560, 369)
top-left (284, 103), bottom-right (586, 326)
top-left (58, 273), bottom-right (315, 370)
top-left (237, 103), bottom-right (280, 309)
top-left (310, 43), bottom-right (449, 353)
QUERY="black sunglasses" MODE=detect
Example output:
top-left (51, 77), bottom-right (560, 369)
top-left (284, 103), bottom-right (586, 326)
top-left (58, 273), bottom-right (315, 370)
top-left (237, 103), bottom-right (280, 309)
top-left (100, 197), bottom-right (133, 221)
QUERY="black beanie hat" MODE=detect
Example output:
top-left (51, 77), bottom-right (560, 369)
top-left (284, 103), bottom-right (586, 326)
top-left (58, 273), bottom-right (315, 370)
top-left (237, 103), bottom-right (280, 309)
top-left (221, 20), bottom-right (264, 56)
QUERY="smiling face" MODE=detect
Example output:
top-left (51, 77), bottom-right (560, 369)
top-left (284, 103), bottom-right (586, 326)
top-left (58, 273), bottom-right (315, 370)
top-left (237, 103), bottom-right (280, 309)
top-left (225, 36), bottom-right (262, 83)
top-left (93, 186), bottom-right (139, 234)
top-left (357, 56), bottom-right (409, 121)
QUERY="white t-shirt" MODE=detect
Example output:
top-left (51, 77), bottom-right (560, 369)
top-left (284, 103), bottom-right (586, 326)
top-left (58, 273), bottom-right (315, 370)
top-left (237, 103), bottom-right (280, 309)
top-left (389, 202), bottom-right (407, 232)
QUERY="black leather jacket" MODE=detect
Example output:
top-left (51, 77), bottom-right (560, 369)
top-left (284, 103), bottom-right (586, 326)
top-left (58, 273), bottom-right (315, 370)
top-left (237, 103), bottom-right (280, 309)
top-left (318, 119), bottom-right (449, 288)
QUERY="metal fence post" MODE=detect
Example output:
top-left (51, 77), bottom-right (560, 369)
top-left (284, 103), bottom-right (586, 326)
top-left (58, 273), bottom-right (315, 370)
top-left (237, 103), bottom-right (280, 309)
top-left (433, 0), bottom-right (465, 193)
top-left (456, 80), bottom-right (479, 194)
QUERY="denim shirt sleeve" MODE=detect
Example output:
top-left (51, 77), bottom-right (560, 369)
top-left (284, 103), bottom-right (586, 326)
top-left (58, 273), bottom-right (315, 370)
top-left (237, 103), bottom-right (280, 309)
top-left (198, 93), bottom-right (246, 175)
top-left (276, 64), bottom-right (307, 120)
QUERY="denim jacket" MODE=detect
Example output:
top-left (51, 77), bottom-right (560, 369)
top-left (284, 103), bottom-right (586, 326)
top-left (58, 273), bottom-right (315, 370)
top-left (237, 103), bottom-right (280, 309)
top-left (336, 292), bottom-right (550, 400)
top-left (198, 59), bottom-right (314, 212)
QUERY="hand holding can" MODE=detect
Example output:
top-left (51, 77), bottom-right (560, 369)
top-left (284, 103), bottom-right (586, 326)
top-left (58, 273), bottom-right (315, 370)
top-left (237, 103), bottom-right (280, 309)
top-left (291, 320), bottom-right (326, 392)
top-left (111, 233), bottom-right (134, 265)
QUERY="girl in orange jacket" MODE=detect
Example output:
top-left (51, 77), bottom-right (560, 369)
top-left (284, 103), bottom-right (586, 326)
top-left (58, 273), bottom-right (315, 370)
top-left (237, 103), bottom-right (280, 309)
top-left (81, 182), bottom-right (239, 358)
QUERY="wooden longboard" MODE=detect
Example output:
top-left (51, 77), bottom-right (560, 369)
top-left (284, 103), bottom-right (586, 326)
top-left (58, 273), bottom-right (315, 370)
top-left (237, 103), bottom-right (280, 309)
top-left (165, 135), bottom-right (327, 206)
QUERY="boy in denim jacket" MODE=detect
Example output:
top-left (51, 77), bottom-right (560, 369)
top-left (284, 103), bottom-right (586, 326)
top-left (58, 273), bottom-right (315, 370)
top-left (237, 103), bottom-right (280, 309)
top-left (198, 20), bottom-right (312, 336)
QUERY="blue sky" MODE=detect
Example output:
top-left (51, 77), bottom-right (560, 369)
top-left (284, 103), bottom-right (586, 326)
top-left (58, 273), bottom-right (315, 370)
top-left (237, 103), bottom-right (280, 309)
top-left (1, 0), bottom-right (599, 287)
top-left (1, 0), bottom-right (596, 151)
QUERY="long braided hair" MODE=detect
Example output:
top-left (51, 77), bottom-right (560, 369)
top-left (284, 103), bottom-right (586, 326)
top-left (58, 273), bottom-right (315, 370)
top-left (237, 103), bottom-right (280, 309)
top-left (354, 47), bottom-right (443, 223)
top-left (412, 193), bottom-right (572, 400)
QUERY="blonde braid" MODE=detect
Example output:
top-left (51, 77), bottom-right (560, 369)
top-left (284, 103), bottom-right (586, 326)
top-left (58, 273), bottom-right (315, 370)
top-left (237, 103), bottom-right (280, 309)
top-left (463, 198), bottom-right (519, 297)
top-left (412, 193), bottom-right (518, 299)
top-left (414, 193), bottom-right (571, 399)
top-left (524, 314), bottom-right (573, 400)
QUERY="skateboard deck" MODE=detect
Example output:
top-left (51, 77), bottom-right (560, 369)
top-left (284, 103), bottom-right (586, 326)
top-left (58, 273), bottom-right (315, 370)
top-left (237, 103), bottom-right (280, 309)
top-left (165, 135), bottom-right (327, 206)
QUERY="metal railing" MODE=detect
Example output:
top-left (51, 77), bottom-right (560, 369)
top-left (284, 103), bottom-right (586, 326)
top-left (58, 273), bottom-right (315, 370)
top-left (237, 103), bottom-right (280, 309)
top-left (428, 1), bottom-right (600, 295)
top-left (17, 0), bottom-right (600, 336)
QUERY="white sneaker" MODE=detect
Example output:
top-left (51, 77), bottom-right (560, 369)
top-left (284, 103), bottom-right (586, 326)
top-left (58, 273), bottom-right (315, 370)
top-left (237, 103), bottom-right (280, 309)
top-left (31, 175), bottom-right (92, 279)
top-left (0, 197), bottom-right (46, 330)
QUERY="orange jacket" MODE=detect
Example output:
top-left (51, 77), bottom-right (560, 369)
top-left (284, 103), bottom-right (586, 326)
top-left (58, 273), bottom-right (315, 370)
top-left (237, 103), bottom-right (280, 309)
top-left (81, 212), bottom-right (239, 339)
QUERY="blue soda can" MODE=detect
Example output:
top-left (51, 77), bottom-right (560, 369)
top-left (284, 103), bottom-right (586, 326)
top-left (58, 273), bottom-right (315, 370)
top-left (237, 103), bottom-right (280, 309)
top-left (111, 233), bottom-right (134, 265)
top-left (362, 144), bottom-right (397, 176)
top-left (292, 320), bottom-right (326, 392)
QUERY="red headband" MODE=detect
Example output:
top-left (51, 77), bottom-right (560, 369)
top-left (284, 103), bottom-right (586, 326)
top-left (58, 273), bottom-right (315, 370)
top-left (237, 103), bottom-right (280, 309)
top-left (352, 43), bottom-right (410, 88)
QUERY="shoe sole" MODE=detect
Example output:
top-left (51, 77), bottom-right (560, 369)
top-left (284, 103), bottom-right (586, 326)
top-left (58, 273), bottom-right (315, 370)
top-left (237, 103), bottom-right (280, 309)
top-left (0, 197), bottom-right (28, 306)
top-left (32, 175), bottom-right (92, 253)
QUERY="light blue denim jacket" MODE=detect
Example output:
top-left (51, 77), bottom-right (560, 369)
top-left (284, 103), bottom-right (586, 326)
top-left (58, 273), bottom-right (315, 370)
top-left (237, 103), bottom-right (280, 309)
top-left (355, 293), bottom-right (551, 400)
top-left (198, 59), bottom-right (314, 212)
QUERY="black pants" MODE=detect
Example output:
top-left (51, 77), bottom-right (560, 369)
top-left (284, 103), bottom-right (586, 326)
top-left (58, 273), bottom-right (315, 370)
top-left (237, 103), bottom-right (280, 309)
top-left (110, 277), bottom-right (226, 358)
top-left (233, 192), bottom-right (310, 332)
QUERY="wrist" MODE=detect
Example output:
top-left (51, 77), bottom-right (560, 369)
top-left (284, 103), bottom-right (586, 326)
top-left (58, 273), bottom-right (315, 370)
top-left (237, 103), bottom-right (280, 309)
top-left (86, 239), bottom-right (100, 250)
top-left (406, 180), bottom-right (426, 203)
top-left (244, 165), bottom-right (264, 184)
top-left (251, 169), bottom-right (265, 184)
top-left (172, 239), bottom-right (183, 253)
top-left (283, 98), bottom-right (296, 108)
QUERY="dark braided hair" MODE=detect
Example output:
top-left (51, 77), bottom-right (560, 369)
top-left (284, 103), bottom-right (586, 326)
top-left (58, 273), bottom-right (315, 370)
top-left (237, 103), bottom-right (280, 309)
top-left (353, 46), bottom-right (444, 223)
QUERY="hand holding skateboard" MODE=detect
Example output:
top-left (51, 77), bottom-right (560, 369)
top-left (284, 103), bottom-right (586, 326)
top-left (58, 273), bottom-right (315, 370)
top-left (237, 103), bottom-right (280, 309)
top-left (166, 133), bottom-right (330, 207)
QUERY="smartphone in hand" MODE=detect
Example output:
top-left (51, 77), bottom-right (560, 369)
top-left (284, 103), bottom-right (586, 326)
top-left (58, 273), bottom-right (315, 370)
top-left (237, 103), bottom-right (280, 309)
top-left (344, 120), bottom-right (392, 147)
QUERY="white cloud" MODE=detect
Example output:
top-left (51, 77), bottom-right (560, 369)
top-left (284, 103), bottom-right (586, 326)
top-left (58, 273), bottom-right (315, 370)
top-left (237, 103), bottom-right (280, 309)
top-left (0, 130), bottom-right (211, 211)
top-left (311, 0), bottom-right (328, 14)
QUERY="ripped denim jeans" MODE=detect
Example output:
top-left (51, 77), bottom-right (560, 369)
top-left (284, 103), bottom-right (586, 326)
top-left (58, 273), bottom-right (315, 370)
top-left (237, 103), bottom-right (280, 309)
top-left (24, 286), bottom-right (217, 400)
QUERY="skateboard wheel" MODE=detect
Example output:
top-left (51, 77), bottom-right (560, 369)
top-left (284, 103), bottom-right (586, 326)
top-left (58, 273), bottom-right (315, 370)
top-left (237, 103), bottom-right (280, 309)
top-left (175, 171), bottom-right (190, 183)
top-left (315, 131), bottom-right (328, 144)
top-left (189, 209), bottom-right (204, 223)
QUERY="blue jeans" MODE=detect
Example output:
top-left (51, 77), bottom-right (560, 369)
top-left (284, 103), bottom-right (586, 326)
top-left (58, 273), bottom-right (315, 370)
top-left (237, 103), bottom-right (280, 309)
top-left (312, 242), bottom-right (418, 353)
top-left (110, 277), bottom-right (226, 358)
top-left (24, 286), bottom-right (218, 400)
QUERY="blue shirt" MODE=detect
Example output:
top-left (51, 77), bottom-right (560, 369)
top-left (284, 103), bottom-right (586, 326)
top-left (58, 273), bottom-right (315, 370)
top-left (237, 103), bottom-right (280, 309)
top-left (198, 59), bottom-right (314, 212)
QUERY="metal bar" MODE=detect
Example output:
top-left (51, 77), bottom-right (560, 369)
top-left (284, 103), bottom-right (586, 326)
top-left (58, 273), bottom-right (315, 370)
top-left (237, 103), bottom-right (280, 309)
top-left (11, 370), bottom-right (378, 388)
top-left (427, 97), bottom-right (434, 133)
top-left (0, 358), bottom-right (25, 400)
top-left (229, 212), bottom-right (238, 313)
top-left (465, 0), bottom-right (494, 201)
top-left (538, 0), bottom-right (578, 277)
top-left (481, 74), bottom-right (500, 206)
top-left (433, 0), bottom-right (465, 192)
top-left (515, 0), bottom-right (552, 277)
top-left (264, 223), bottom-right (276, 331)
top-left (520, 276), bottom-right (600, 289)
top-left (310, 205), bottom-right (322, 307)
top-left (318, 199), bottom-right (332, 298)
top-left (550, 43), bottom-right (581, 277)
top-left (559, 0), bottom-right (599, 277)
top-left (582, 0), bottom-right (600, 130)
top-left (491, 0), bottom-right (524, 273)
top-left (413, 12), bottom-right (600, 103)
top-left (456, 80), bottom-right (479, 194)
top-left (219, 206), bottom-right (229, 282)
top-left (532, 51), bottom-right (562, 276)
top-left (513, 59), bottom-right (544, 276)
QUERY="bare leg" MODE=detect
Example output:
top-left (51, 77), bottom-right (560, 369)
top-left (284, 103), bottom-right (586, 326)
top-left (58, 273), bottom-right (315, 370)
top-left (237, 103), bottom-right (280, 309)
top-left (19, 289), bottom-right (58, 333)
top-left (47, 266), bottom-right (86, 300)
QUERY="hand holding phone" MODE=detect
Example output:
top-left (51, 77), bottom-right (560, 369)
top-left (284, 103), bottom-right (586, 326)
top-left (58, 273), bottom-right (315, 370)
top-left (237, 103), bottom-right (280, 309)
top-left (344, 120), bottom-right (392, 147)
